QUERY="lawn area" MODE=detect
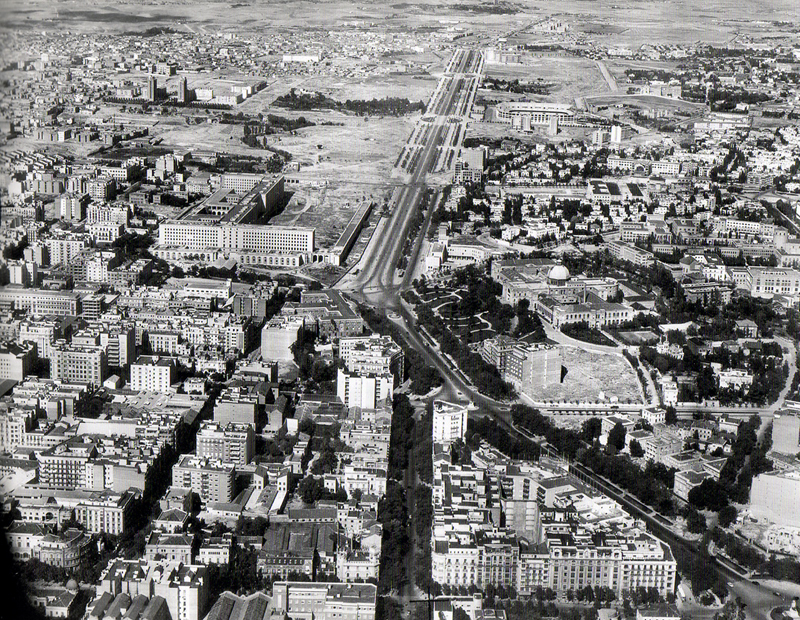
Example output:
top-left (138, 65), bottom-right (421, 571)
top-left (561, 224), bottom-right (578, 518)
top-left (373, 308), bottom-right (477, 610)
top-left (561, 322), bottom-right (618, 347)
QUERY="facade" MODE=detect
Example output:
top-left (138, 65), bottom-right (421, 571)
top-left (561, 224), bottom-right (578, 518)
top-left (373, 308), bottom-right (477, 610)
top-left (272, 582), bottom-right (377, 620)
top-left (772, 412), bottom-right (800, 454)
top-left (196, 421), bottom-right (254, 466)
top-left (51, 343), bottom-right (106, 385)
top-left (336, 368), bottom-right (393, 409)
top-left (0, 287), bottom-right (80, 316)
top-left (493, 102), bottom-right (574, 127)
top-left (339, 334), bottom-right (404, 386)
top-left (130, 355), bottom-right (174, 393)
top-left (261, 316), bottom-right (304, 362)
top-left (503, 343), bottom-right (563, 396)
top-left (432, 400), bottom-right (469, 445)
top-left (0, 341), bottom-right (35, 381)
top-left (157, 222), bottom-right (314, 257)
top-left (172, 455), bottom-right (236, 504)
top-left (750, 472), bottom-right (800, 527)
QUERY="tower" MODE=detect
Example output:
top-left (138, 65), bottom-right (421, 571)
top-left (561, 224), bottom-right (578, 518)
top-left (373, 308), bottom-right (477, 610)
top-left (178, 76), bottom-right (188, 103)
top-left (147, 75), bottom-right (157, 102)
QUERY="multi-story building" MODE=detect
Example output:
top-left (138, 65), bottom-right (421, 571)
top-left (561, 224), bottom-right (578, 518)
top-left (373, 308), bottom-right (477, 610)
top-left (280, 289), bottom-right (365, 340)
top-left (261, 316), bottom-right (304, 362)
top-left (155, 221), bottom-right (314, 264)
top-left (73, 490), bottom-right (136, 535)
top-left (432, 400), bottom-right (469, 445)
top-left (99, 559), bottom-right (209, 620)
top-left (0, 341), bottom-right (35, 381)
top-left (196, 421), bottom-right (254, 466)
top-left (55, 193), bottom-right (89, 221)
top-left (535, 294), bottom-right (632, 329)
top-left (130, 355), bottom-right (174, 393)
top-left (50, 342), bottom-right (106, 385)
top-left (172, 455), bottom-right (236, 504)
top-left (37, 439), bottom-right (97, 489)
top-left (87, 177), bottom-right (115, 202)
top-left (503, 343), bottom-right (562, 396)
top-left (0, 287), bottom-right (80, 316)
top-left (7, 524), bottom-right (92, 568)
top-left (750, 472), bottom-right (800, 527)
top-left (213, 385), bottom-right (260, 427)
top-left (772, 412), bottom-right (800, 455)
top-left (336, 368), bottom-right (393, 409)
top-left (87, 204), bottom-right (129, 225)
top-left (18, 318), bottom-right (64, 360)
top-left (145, 532), bottom-right (194, 564)
top-left (749, 267), bottom-right (800, 301)
top-left (45, 236), bottom-right (89, 266)
top-left (272, 582), bottom-right (376, 620)
top-left (605, 241), bottom-right (656, 268)
top-left (338, 334), bottom-right (404, 386)
top-left (88, 222), bottom-right (125, 244)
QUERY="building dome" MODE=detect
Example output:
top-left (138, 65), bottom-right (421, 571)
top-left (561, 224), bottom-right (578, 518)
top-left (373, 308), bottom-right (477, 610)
top-left (66, 579), bottom-right (79, 592)
top-left (548, 264), bottom-right (570, 284)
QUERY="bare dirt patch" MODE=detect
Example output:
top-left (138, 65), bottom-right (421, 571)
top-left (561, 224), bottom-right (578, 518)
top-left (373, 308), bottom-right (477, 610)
top-left (532, 347), bottom-right (643, 404)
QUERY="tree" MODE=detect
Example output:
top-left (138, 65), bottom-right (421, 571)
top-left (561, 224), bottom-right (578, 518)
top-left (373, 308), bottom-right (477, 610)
top-left (688, 479), bottom-right (729, 512)
top-left (686, 509), bottom-right (707, 534)
top-left (608, 422), bottom-right (627, 451)
top-left (629, 439), bottom-right (645, 458)
top-left (718, 505), bottom-right (738, 528)
top-left (665, 406), bottom-right (678, 425)
top-left (581, 417), bottom-right (602, 442)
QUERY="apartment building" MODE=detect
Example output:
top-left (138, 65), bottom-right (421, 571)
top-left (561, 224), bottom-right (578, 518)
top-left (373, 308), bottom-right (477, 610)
top-left (272, 582), bottom-right (376, 620)
top-left (336, 368), bottom-right (394, 409)
top-left (0, 287), bottom-right (80, 316)
top-left (0, 341), bottom-right (35, 381)
top-left (196, 421), bottom-right (254, 466)
top-left (261, 315), bottom-right (304, 362)
top-left (172, 455), bottom-right (236, 504)
top-left (99, 559), bottom-right (209, 620)
top-left (432, 400), bottom-right (469, 445)
top-left (51, 342), bottom-right (106, 385)
top-left (37, 439), bottom-right (97, 489)
top-left (130, 355), bottom-right (174, 393)
top-left (157, 222), bottom-right (314, 255)
top-left (339, 334), bottom-right (404, 385)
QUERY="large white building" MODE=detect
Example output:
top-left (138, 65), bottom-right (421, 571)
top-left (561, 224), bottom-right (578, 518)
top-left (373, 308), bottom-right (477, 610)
top-left (338, 335), bottom-right (404, 386)
top-left (773, 412), bottom-right (800, 455)
top-left (51, 343), bottom-right (106, 385)
top-left (196, 421), bottom-right (254, 466)
top-left (750, 472), bottom-right (800, 527)
top-left (130, 355), bottom-right (174, 393)
top-left (336, 368), bottom-right (393, 409)
top-left (432, 400), bottom-right (469, 445)
top-left (261, 316), bottom-right (304, 362)
top-left (156, 221), bottom-right (315, 264)
top-left (493, 102), bottom-right (574, 128)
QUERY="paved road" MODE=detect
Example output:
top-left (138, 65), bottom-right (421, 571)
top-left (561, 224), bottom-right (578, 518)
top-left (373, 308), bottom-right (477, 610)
top-left (338, 49), bottom-right (482, 306)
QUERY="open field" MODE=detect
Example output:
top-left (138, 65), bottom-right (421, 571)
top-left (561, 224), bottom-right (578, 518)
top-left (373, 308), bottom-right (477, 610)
top-left (533, 347), bottom-right (643, 404)
top-left (269, 113), bottom-right (415, 184)
top-left (483, 56), bottom-right (606, 103)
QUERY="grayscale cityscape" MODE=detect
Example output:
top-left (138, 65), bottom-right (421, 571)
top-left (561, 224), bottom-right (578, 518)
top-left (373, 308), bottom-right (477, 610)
top-left (0, 1), bottom-right (799, 619)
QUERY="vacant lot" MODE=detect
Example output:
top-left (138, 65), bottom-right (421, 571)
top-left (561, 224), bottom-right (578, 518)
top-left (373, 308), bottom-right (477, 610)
top-left (533, 347), bottom-right (642, 404)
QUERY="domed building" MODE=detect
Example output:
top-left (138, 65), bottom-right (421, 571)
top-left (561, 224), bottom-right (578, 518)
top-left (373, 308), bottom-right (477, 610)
top-left (547, 264), bottom-right (571, 286)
